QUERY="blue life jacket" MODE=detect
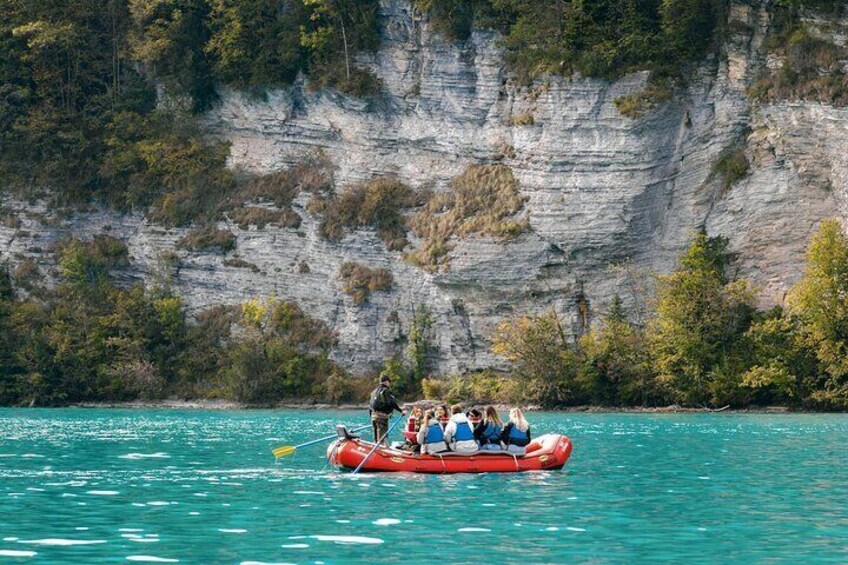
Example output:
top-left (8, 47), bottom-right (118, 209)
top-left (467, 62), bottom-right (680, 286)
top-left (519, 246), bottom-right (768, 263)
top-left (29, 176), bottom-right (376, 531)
top-left (425, 422), bottom-right (444, 444)
top-left (454, 421), bottom-right (474, 442)
top-left (507, 425), bottom-right (530, 446)
top-left (480, 422), bottom-right (502, 443)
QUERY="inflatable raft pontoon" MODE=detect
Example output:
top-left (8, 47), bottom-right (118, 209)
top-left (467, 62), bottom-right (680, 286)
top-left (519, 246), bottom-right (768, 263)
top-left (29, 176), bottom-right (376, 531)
top-left (327, 426), bottom-right (573, 474)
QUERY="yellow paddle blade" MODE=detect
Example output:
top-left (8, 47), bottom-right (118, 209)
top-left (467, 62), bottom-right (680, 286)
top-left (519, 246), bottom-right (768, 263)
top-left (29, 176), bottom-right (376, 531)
top-left (272, 445), bottom-right (296, 458)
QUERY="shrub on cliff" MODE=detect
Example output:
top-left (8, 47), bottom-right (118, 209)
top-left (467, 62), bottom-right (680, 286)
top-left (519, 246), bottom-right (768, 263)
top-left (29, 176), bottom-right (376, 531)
top-left (318, 176), bottom-right (426, 250)
top-left (178, 226), bottom-right (237, 253)
top-left (338, 262), bottom-right (393, 305)
top-left (712, 147), bottom-right (750, 191)
top-left (405, 164), bottom-right (528, 270)
top-left (747, 16), bottom-right (848, 106)
top-left (613, 79), bottom-right (674, 118)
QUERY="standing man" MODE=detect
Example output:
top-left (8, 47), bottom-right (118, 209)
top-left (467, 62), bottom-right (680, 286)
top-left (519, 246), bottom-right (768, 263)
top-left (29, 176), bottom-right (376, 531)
top-left (369, 373), bottom-right (405, 445)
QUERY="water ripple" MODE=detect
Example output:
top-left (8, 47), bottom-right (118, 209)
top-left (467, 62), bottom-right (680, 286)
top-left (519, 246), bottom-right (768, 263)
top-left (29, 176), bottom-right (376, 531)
top-left (2, 409), bottom-right (848, 563)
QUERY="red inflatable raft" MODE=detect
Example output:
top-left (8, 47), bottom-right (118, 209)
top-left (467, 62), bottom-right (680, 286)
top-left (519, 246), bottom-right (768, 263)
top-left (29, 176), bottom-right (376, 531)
top-left (327, 428), bottom-right (573, 474)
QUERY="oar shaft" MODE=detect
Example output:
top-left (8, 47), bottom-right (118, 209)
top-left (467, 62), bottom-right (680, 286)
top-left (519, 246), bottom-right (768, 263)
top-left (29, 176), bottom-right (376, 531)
top-left (273, 423), bottom-right (372, 457)
top-left (352, 417), bottom-right (403, 474)
top-left (294, 423), bottom-right (373, 448)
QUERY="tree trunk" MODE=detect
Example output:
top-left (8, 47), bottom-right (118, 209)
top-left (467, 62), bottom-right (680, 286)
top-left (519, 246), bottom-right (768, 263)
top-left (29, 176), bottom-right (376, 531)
top-left (340, 15), bottom-right (350, 82)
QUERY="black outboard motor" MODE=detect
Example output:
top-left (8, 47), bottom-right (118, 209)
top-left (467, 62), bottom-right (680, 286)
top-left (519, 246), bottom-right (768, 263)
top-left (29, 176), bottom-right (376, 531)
top-left (335, 425), bottom-right (360, 441)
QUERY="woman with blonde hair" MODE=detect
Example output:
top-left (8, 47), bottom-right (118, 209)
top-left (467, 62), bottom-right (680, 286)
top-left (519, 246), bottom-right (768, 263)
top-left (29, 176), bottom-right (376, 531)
top-left (474, 405), bottom-right (503, 451)
top-left (500, 407), bottom-right (531, 455)
top-left (407, 405), bottom-right (424, 433)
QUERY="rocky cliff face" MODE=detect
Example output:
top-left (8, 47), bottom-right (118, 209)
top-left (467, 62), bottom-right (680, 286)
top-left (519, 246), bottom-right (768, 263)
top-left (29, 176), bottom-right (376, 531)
top-left (2, 0), bottom-right (847, 375)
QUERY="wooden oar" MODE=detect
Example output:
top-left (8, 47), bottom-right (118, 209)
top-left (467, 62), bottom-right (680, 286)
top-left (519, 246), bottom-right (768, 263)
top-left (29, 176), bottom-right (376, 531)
top-left (272, 423), bottom-right (371, 459)
top-left (351, 417), bottom-right (404, 474)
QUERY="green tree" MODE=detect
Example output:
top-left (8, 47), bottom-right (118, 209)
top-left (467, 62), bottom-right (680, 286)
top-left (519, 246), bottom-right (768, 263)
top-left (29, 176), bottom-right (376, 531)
top-left (741, 309), bottom-right (819, 405)
top-left (492, 308), bottom-right (582, 406)
top-left (787, 219), bottom-right (848, 406)
top-left (0, 267), bottom-right (23, 404)
top-left (300, 0), bottom-right (381, 94)
top-left (648, 231), bottom-right (756, 407)
top-left (219, 296), bottom-right (337, 402)
top-left (128, 0), bottom-right (216, 111)
top-left (660, 0), bottom-right (722, 63)
top-left (578, 295), bottom-right (654, 406)
top-left (416, 0), bottom-right (477, 40)
top-left (205, 0), bottom-right (307, 88)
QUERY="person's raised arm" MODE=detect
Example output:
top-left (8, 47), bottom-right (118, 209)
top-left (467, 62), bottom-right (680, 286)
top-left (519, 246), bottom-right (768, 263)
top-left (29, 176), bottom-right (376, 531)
top-left (388, 390), bottom-right (404, 415)
top-left (416, 415), bottom-right (429, 445)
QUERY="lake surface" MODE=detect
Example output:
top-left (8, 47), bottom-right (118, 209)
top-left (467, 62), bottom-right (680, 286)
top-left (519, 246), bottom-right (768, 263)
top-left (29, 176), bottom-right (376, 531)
top-left (1, 409), bottom-right (847, 564)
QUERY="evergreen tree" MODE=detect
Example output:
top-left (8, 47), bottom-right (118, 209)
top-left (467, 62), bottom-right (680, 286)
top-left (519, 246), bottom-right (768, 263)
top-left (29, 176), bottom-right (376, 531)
top-left (578, 295), bottom-right (653, 406)
top-left (648, 231), bottom-right (756, 406)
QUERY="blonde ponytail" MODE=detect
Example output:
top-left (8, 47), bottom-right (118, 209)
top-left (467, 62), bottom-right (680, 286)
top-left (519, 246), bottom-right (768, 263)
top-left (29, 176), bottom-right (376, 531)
top-left (509, 407), bottom-right (529, 432)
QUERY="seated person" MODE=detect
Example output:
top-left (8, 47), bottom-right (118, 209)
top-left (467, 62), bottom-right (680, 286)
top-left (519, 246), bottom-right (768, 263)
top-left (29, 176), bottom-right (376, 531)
top-left (438, 404), bottom-right (450, 424)
top-left (501, 407), bottom-right (531, 455)
top-left (474, 405), bottom-right (503, 451)
top-left (444, 404), bottom-right (478, 453)
top-left (406, 405), bottom-right (424, 433)
top-left (416, 410), bottom-right (449, 454)
top-left (400, 405), bottom-right (425, 451)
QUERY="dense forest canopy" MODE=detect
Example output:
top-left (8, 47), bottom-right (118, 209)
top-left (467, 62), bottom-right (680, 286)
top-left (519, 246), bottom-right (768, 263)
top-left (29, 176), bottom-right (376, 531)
top-left (419, 0), bottom-right (727, 80)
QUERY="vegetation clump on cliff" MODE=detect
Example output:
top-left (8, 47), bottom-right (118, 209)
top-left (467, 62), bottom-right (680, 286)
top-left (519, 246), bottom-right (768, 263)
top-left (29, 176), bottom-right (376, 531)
top-left (338, 262), bottom-right (393, 305)
top-left (316, 176), bottom-right (427, 251)
top-left (613, 80), bottom-right (674, 118)
top-left (405, 164), bottom-right (529, 270)
top-left (712, 147), bottom-right (750, 192)
top-left (312, 165), bottom-right (527, 269)
top-left (748, 2), bottom-right (848, 107)
top-left (178, 226), bottom-right (237, 253)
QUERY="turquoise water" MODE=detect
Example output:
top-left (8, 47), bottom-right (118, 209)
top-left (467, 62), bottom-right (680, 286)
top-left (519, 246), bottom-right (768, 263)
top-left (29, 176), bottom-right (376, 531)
top-left (1, 410), bottom-right (847, 564)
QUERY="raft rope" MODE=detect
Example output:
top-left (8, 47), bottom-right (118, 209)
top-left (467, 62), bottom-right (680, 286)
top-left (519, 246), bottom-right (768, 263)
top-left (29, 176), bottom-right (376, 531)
top-left (435, 453), bottom-right (446, 474)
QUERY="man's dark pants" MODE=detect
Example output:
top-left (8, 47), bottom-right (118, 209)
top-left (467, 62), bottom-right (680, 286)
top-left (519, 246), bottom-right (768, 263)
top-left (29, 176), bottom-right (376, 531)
top-left (372, 414), bottom-right (389, 445)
